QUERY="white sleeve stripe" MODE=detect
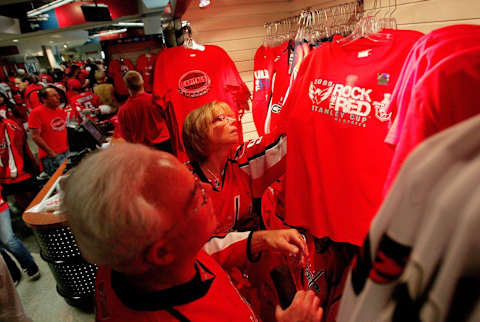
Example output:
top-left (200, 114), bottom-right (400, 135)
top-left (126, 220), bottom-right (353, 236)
top-left (203, 231), bottom-right (250, 255)
top-left (240, 135), bottom-right (287, 180)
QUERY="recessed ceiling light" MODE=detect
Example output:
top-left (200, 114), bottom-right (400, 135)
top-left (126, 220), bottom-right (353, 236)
top-left (12, 39), bottom-right (18, 42)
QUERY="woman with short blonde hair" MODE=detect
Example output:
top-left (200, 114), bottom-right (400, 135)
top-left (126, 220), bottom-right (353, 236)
top-left (182, 100), bottom-right (287, 233)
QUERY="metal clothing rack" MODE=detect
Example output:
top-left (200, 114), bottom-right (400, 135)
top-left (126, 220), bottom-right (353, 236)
top-left (263, 0), bottom-right (399, 46)
top-left (263, 1), bottom-right (364, 46)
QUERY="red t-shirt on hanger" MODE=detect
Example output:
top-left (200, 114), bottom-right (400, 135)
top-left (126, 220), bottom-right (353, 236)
top-left (385, 45), bottom-right (480, 194)
top-left (136, 54), bottom-right (157, 93)
top-left (280, 29), bottom-right (423, 246)
top-left (153, 45), bottom-right (250, 162)
top-left (252, 45), bottom-right (275, 137)
top-left (264, 40), bottom-right (292, 134)
top-left (109, 58), bottom-right (134, 96)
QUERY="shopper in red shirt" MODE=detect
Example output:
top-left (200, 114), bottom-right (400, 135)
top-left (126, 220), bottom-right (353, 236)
top-left (183, 101), bottom-right (289, 320)
top-left (61, 143), bottom-right (322, 322)
top-left (14, 75), bottom-right (43, 113)
top-left (117, 71), bottom-right (171, 152)
top-left (28, 86), bottom-right (68, 176)
top-left (0, 92), bottom-right (26, 126)
top-left (66, 78), bottom-right (82, 104)
top-left (183, 101), bottom-right (286, 234)
top-left (39, 69), bottom-right (53, 85)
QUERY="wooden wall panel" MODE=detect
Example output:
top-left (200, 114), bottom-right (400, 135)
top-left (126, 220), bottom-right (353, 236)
top-left (184, 0), bottom-right (480, 141)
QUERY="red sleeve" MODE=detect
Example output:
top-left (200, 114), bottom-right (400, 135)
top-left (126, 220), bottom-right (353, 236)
top-left (235, 133), bottom-right (287, 197)
top-left (27, 108), bottom-right (41, 130)
top-left (203, 231), bottom-right (250, 270)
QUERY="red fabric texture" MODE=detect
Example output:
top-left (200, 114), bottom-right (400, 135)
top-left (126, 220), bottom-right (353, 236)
top-left (70, 91), bottom-right (102, 122)
top-left (252, 45), bottom-right (275, 136)
top-left (280, 29), bottom-right (423, 246)
top-left (67, 78), bottom-right (82, 90)
top-left (24, 83), bottom-right (43, 111)
top-left (384, 25), bottom-right (480, 192)
top-left (0, 118), bottom-right (36, 184)
top-left (94, 250), bottom-right (257, 322)
top-left (266, 41), bottom-right (292, 134)
top-left (27, 105), bottom-right (68, 159)
top-left (109, 59), bottom-right (134, 96)
top-left (117, 92), bottom-right (170, 146)
top-left (288, 233), bottom-right (358, 322)
top-left (39, 73), bottom-right (53, 84)
top-left (153, 45), bottom-right (250, 162)
top-left (136, 54), bottom-right (157, 93)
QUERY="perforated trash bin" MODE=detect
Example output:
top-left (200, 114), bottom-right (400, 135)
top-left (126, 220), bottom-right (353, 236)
top-left (32, 224), bottom-right (97, 311)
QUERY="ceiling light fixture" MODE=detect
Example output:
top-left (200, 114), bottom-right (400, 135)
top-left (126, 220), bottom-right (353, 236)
top-left (12, 39), bottom-right (18, 42)
top-left (27, 0), bottom-right (75, 17)
top-left (89, 28), bottom-right (127, 38)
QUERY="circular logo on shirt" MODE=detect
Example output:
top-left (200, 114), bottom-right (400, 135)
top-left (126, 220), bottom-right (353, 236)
top-left (50, 117), bottom-right (66, 131)
top-left (272, 103), bottom-right (282, 114)
top-left (178, 70), bottom-right (211, 98)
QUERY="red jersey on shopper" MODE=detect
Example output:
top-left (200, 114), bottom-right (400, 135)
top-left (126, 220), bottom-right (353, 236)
top-left (280, 29), bottom-right (422, 246)
top-left (24, 83), bottom-right (43, 111)
top-left (153, 45), bottom-right (250, 162)
top-left (28, 104), bottom-right (68, 160)
top-left (187, 133), bottom-right (286, 234)
top-left (78, 69), bottom-right (89, 86)
top-left (109, 58), bottom-right (134, 96)
top-left (39, 73), bottom-right (53, 84)
top-left (136, 54), bottom-right (157, 93)
top-left (117, 92), bottom-right (170, 146)
top-left (95, 234), bottom-right (257, 322)
top-left (70, 91), bottom-right (102, 122)
top-left (0, 118), bottom-right (36, 184)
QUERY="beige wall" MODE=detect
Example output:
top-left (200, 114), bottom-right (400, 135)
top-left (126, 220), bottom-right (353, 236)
top-left (183, 0), bottom-right (480, 141)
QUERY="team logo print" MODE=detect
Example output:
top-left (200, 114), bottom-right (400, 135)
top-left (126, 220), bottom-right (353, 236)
top-left (304, 265), bottom-right (324, 293)
top-left (50, 117), bottom-right (66, 131)
top-left (271, 103), bottom-right (282, 114)
top-left (178, 70), bottom-right (211, 98)
top-left (373, 93), bottom-right (392, 122)
top-left (377, 72), bottom-right (390, 85)
top-left (309, 82), bottom-right (334, 105)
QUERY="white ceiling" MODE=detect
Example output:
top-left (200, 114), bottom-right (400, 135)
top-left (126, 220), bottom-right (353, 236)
top-left (0, 0), bottom-right (173, 58)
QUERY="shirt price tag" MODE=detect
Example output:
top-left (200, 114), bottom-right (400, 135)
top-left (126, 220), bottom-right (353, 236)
top-left (358, 49), bottom-right (372, 58)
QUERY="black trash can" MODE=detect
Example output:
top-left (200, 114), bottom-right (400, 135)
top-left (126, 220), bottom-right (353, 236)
top-left (32, 224), bottom-right (97, 312)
